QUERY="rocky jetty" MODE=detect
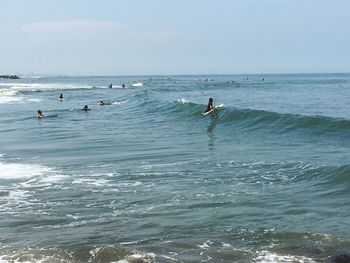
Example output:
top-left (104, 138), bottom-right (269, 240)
top-left (0, 75), bottom-right (19, 79)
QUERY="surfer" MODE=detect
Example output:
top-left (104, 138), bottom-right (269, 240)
top-left (122, 83), bottom-right (125, 88)
top-left (108, 83), bottom-right (112, 89)
top-left (37, 110), bottom-right (44, 118)
top-left (82, 105), bottom-right (91, 111)
top-left (59, 93), bottom-right (64, 100)
top-left (97, 100), bottom-right (105, 105)
top-left (205, 98), bottom-right (214, 113)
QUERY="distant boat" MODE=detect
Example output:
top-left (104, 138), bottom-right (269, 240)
top-left (132, 82), bottom-right (143, 87)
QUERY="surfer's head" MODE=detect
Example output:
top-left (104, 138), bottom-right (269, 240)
top-left (209, 98), bottom-right (213, 103)
top-left (37, 110), bottom-right (42, 115)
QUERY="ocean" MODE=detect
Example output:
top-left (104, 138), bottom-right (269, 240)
top-left (0, 74), bottom-right (349, 262)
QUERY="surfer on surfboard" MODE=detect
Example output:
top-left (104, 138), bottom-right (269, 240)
top-left (205, 98), bottom-right (214, 113)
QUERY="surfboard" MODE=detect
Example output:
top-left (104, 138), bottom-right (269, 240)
top-left (37, 114), bottom-right (58, 118)
top-left (202, 103), bottom-right (224, 115)
top-left (132, 82), bottom-right (143, 87)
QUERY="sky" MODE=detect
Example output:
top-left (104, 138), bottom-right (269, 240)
top-left (1, 0), bottom-right (350, 75)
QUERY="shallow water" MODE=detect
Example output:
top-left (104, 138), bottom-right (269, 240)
top-left (0, 74), bottom-right (350, 262)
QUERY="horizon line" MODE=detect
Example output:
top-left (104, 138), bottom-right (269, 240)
top-left (12, 71), bottom-right (350, 78)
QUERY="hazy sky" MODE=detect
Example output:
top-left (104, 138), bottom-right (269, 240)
top-left (1, 0), bottom-right (350, 75)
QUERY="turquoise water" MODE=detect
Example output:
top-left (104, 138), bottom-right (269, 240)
top-left (0, 74), bottom-right (349, 262)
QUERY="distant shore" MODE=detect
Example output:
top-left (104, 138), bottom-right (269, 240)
top-left (0, 75), bottom-right (19, 79)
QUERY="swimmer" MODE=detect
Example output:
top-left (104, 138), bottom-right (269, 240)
top-left (97, 101), bottom-right (105, 105)
top-left (37, 110), bottom-right (44, 118)
top-left (59, 93), bottom-right (64, 100)
top-left (108, 83), bottom-right (112, 89)
top-left (82, 105), bottom-right (91, 111)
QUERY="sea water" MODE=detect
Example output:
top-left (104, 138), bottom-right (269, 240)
top-left (0, 74), bottom-right (349, 262)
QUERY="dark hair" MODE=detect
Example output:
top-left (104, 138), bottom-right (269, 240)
top-left (209, 98), bottom-right (213, 103)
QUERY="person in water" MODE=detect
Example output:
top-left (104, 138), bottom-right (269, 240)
top-left (59, 93), bottom-right (64, 100)
top-left (97, 100), bottom-right (105, 105)
top-left (37, 110), bottom-right (44, 118)
top-left (108, 83), bottom-right (112, 89)
top-left (122, 83), bottom-right (125, 88)
top-left (205, 98), bottom-right (214, 113)
top-left (82, 105), bottom-right (90, 111)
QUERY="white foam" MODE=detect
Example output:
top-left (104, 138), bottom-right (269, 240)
top-left (116, 253), bottom-right (156, 263)
top-left (72, 178), bottom-right (111, 187)
top-left (197, 240), bottom-right (213, 250)
top-left (0, 82), bottom-right (92, 91)
top-left (0, 251), bottom-right (65, 263)
top-left (5, 189), bottom-right (32, 205)
top-left (198, 243), bottom-right (210, 249)
top-left (0, 89), bottom-right (18, 95)
top-left (0, 83), bottom-right (49, 89)
top-left (0, 256), bottom-right (30, 263)
top-left (11, 83), bottom-right (91, 91)
top-left (161, 254), bottom-right (177, 261)
top-left (117, 181), bottom-right (143, 187)
top-left (254, 251), bottom-right (317, 263)
top-left (38, 173), bottom-right (68, 183)
top-left (178, 97), bottom-right (190, 104)
top-left (119, 240), bottom-right (139, 245)
top-left (0, 162), bottom-right (52, 179)
top-left (140, 160), bottom-right (190, 169)
top-left (0, 89), bottom-right (21, 103)
top-left (112, 100), bottom-right (128, 105)
top-left (0, 89), bottom-right (41, 104)
top-left (65, 213), bottom-right (80, 220)
top-left (0, 96), bottom-right (21, 103)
